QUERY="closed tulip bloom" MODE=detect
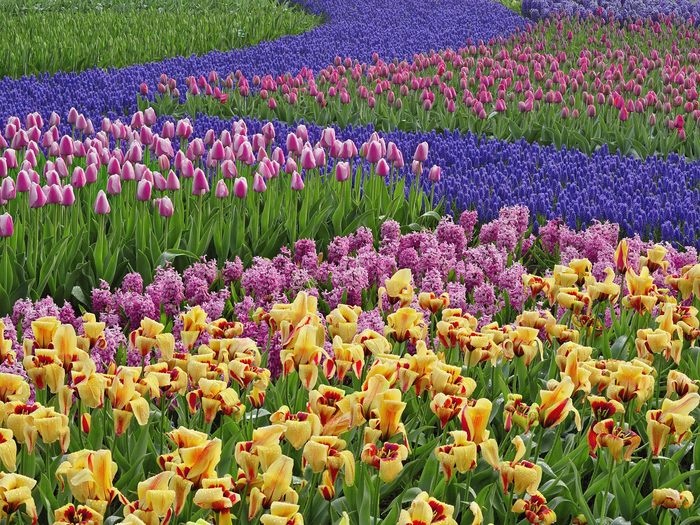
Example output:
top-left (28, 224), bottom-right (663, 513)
top-left (0, 213), bottom-right (13, 238)
top-left (300, 146), bottom-right (316, 170)
top-left (61, 185), bottom-right (76, 206)
top-left (136, 179), bottom-right (152, 201)
top-left (335, 161), bottom-right (350, 182)
top-left (253, 173), bottom-right (267, 193)
top-left (429, 165), bottom-right (441, 182)
top-left (290, 171), bottom-right (304, 191)
top-left (166, 170), bottom-right (181, 191)
top-left (366, 141), bottom-right (383, 163)
top-left (106, 174), bottom-right (122, 195)
top-left (192, 169), bottom-right (209, 195)
top-left (29, 184), bottom-right (47, 208)
top-left (158, 197), bottom-right (174, 218)
top-left (0, 429), bottom-right (17, 471)
top-left (93, 191), bottom-right (110, 215)
top-left (221, 159), bottom-right (237, 179)
top-left (233, 177), bottom-right (248, 198)
top-left (376, 158), bottom-right (390, 177)
top-left (214, 179), bottom-right (229, 199)
top-left (16, 170), bottom-right (31, 192)
top-left (413, 141), bottom-right (429, 162)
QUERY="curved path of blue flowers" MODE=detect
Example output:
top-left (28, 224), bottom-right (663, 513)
top-left (1, 0), bottom-right (698, 247)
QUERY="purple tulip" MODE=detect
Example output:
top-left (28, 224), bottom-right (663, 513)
top-left (136, 179), bottom-right (152, 201)
top-left (233, 177), bottom-right (248, 199)
top-left (215, 179), bottom-right (229, 198)
top-left (0, 213), bottom-right (13, 238)
top-left (94, 190), bottom-right (111, 215)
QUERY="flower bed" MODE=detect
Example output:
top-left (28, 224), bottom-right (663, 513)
top-left (1, 212), bottom-right (699, 524)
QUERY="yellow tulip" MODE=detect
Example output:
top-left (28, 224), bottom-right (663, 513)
top-left (607, 360), bottom-right (655, 410)
top-left (635, 327), bottom-right (682, 364)
top-left (129, 317), bottom-right (165, 357)
top-left (30, 316), bottom-right (61, 349)
top-left (270, 406), bottom-right (322, 450)
top-left (430, 393), bottom-right (467, 428)
top-left (0, 373), bottom-right (30, 404)
top-left (614, 239), bottom-right (628, 273)
top-left (380, 268), bottom-right (414, 307)
top-left (180, 306), bottom-right (208, 350)
top-left (248, 455), bottom-right (298, 519)
top-left (353, 329), bottom-right (392, 356)
top-left (652, 488), bottom-right (694, 509)
top-left (537, 377), bottom-right (581, 430)
top-left (385, 307), bottom-right (427, 343)
top-left (23, 348), bottom-right (65, 393)
top-left (193, 475), bottom-right (240, 525)
top-left (665, 263), bottom-right (700, 300)
top-left (326, 304), bottom-right (362, 343)
top-left (0, 428), bottom-right (16, 472)
top-left (640, 245), bottom-right (669, 273)
top-left (459, 398), bottom-right (493, 444)
top-left (279, 324), bottom-right (323, 390)
top-left (504, 394), bottom-right (539, 433)
top-left (54, 503), bottom-right (103, 525)
top-left (646, 393), bottom-right (700, 455)
top-left (302, 436), bottom-right (354, 500)
top-left (397, 341), bottom-right (438, 395)
top-left (498, 437), bottom-right (542, 495)
top-left (512, 493), bottom-right (556, 525)
top-left (107, 373), bottom-right (150, 435)
top-left (260, 502), bottom-right (304, 525)
top-left (268, 291), bottom-right (318, 331)
top-left (430, 361), bottom-right (476, 397)
top-left (623, 267), bottom-right (658, 314)
top-left (434, 431), bottom-right (477, 480)
top-left (324, 336), bottom-right (364, 381)
top-left (437, 308), bottom-right (478, 348)
top-left (666, 370), bottom-right (699, 398)
top-left (504, 327), bottom-right (542, 366)
top-left (56, 449), bottom-right (123, 516)
top-left (0, 472), bottom-right (38, 525)
top-left (308, 386), bottom-right (359, 436)
top-left (361, 441), bottom-right (409, 482)
top-left (186, 378), bottom-right (245, 424)
top-left (418, 291), bottom-right (450, 314)
top-left (590, 418), bottom-right (641, 461)
top-left (397, 491), bottom-right (457, 525)
top-left (0, 320), bottom-right (16, 367)
top-left (234, 425), bottom-right (285, 487)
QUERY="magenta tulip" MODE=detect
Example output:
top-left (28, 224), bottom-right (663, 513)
top-left (233, 177), bottom-right (248, 199)
top-left (94, 190), bottom-right (111, 215)
top-left (376, 158), bottom-right (390, 178)
top-left (0, 213), bottom-right (13, 237)
top-left (252, 173), bottom-right (267, 193)
top-left (215, 179), bottom-right (229, 199)
top-left (62, 185), bottom-right (76, 206)
top-left (166, 170), bottom-right (181, 191)
top-left (290, 171), bottom-right (305, 191)
top-left (136, 179), bottom-right (152, 201)
top-left (158, 196), bottom-right (174, 217)
top-left (107, 174), bottom-right (122, 195)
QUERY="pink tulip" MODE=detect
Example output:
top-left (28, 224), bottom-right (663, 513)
top-left (286, 133), bottom-right (301, 155)
top-left (262, 122), bottom-right (276, 143)
top-left (46, 170), bottom-right (61, 186)
top-left (296, 124), bottom-right (308, 142)
top-left (413, 142), bottom-right (429, 162)
top-left (253, 173), bottom-right (267, 193)
top-left (71, 167), bottom-right (86, 188)
top-left (290, 171), bottom-right (305, 191)
top-left (215, 179), bottom-right (229, 199)
top-left (166, 170), bottom-right (181, 191)
top-left (94, 190), bottom-right (111, 214)
top-left (192, 169), bottom-right (209, 195)
top-left (366, 141), bottom-right (382, 164)
top-left (161, 121), bottom-right (175, 139)
top-left (154, 171), bottom-right (167, 191)
top-left (16, 171), bottom-right (31, 192)
top-left (62, 185), bottom-right (76, 206)
top-left (158, 154), bottom-right (170, 172)
top-left (233, 177), bottom-right (248, 199)
top-left (176, 119), bottom-right (192, 139)
top-left (335, 161), bottom-right (350, 182)
top-left (4, 150), bottom-right (17, 169)
top-left (158, 196), bottom-right (174, 217)
top-left (1, 178), bottom-right (15, 201)
top-left (0, 158), bottom-right (6, 178)
top-left (210, 140), bottom-right (225, 162)
top-left (300, 146), bottom-right (316, 170)
top-left (121, 161), bottom-right (136, 181)
top-left (285, 158), bottom-right (298, 174)
top-left (411, 160), bottom-right (422, 176)
top-left (428, 165), bottom-right (441, 182)
top-left (272, 147), bottom-right (285, 166)
top-left (221, 159), bottom-right (237, 179)
top-left (321, 127), bottom-right (336, 149)
top-left (86, 164), bottom-right (98, 183)
top-left (0, 213), bottom-right (13, 237)
top-left (181, 158), bottom-right (195, 178)
top-left (144, 107), bottom-right (157, 126)
top-left (29, 184), bottom-right (46, 208)
top-left (136, 179), bottom-right (152, 201)
top-left (376, 158), bottom-right (390, 178)
top-left (47, 184), bottom-right (63, 205)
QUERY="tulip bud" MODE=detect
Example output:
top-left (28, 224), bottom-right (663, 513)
top-left (47, 184), bottom-right (63, 205)
top-left (62, 185), bottom-right (76, 206)
top-left (321, 127), bottom-right (336, 149)
top-left (414, 141), bottom-right (429, 162)
top-left (192, 168), bottom-right (209, 196)
top-left (335, 161), bottom-right (350, 182)
top-left (136, 179), bottom-right (152, 201)
top-left (300, 146), bottom-right (316, 170)
top-left (0, 158), bottom-right (7, 178)
top-left (253, 173), bottom-right (267, 193)
top-left (215, 179), bottom-right (229, 198)
top-left (0, 213), bottom-right (13, 237)
top-left (290, 171), bottom-right (305, 191)
top-left (233, 177), bottom-right (248, 198)
top-left (166, 170), bottom-right (181, 191)
top-left (16, 170), bottom-right (31, 192)
top-left (376, 158), bottom-right (390, 177)
top-left (428, 165), bottom-right (441, 182)
top-left (106, 174), bottom-right (122, 195)
top-left (366, 141), bottom-right (382, 164)
top-left (221, 159), bottom-right (237, 179)
top-left (81, 413), bottom-right (91, 434)
top-left (71, 167), bottom-right (87, 188)
top-left (94, 190), bottom-right (111, 214)
top-left (1, 178), bottom-right (15, 201)
top-left (85, 164), bottom-right (98, 184)
top-left (158, 196), bottom-right (174, 217)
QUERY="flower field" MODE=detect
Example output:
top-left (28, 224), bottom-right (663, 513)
top-left (0, 0), bottom-right (699, 524)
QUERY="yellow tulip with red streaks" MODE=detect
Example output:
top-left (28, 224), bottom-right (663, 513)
top-left (0, 472), bottom-right (38, 525)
